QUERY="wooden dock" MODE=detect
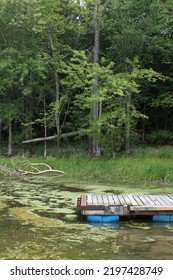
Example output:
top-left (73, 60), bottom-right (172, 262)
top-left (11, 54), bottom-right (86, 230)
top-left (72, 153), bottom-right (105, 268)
top-left (77, 194), bottom-right (173, 217)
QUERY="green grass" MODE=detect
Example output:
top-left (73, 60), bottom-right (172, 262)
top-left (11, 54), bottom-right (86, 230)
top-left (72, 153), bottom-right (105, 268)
top-left (1, 146), bottom-right (173, 182)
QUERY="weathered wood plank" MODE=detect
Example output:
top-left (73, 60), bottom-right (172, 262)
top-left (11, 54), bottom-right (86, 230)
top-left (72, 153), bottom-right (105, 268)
top-left (161, 195), bottom-right (173, 205)
top-left (86, 194), bottom-right (93, 206)
top-left (122, 195), bottom-right (133, 205)
top-left (82, 210), bottom-right (105, 215)
top-left (144, 195), bottom-right (156, 205)
top-left (155, 195), bottom-right (169, 206)
top-left (132, 195), bottom-right (144, 206)
top-left (145, 195), bottom-right (157, 205)
top-left (130, 205), bottom-right (173, 212)
top-left (97, 195), bottom-right (104, 205)
top-left (80, 195), bottom-right (87, 207)
top-left (127, 195), bottom-right (139, 206)
top-left (102, 195), bottom-right (109, 205)
top-left (138, 195), bottom-right (151, 205)
top-left (117, 195), bottom-right (126, 205)
top-left (147, 195), bottom-right (162, 206)
top-left (112, 195), bottom-right (121, 205)
top-left (108, 195), bottom-right (115, 205)
top-left (167, 194), bottom-right (173, 202)
top-left (92, 194), bottom-right (98, 205)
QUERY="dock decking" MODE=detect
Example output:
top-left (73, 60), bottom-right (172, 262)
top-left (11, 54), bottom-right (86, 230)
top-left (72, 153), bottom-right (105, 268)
top-left (77, 194), bottom-right (173, 216)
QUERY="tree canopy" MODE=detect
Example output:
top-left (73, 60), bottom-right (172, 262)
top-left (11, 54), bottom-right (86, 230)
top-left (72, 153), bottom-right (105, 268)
top-left (0, 0), bottom-right (173, 156)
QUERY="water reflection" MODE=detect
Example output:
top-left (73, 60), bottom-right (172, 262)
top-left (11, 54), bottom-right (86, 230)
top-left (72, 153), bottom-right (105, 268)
top-left (88, 222), bottom-right (120, 228)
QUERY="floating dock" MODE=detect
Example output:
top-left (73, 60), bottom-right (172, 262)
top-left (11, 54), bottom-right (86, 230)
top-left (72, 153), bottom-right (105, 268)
top-left (77, 194), bottom-right (173, 222)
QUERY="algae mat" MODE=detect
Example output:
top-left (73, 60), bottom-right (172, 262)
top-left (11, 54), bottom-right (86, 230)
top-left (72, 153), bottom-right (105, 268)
top-left (0, 176), bottom-right (173, 259)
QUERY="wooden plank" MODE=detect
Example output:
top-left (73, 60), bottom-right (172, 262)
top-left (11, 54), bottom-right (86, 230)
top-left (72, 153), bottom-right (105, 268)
top-left (153, 195), bottom-right (168, 205)
top-left (143, 195), bottom-right (156, 206)
top-left (117, 195), bottom-right (126, 205)
top-left (127, 195), bottom-right (139, 206)
top-left (112, 195), bottom-right (121, 205)
top-left (146, 195), bottom-right (161, 206)
top-left (92, 194), bottom-right (98, 205)
top-left (161, 195), bottom-right (173, 205)
top-left (132, 195), bottom-right (144, 206)
top-left (152, 195), bottom-right (167, 206)
top-left (130, 205), bottom-right (173, 212)
top-left (107, 195), bottom-right (115, 205)
top-left (82, 210), bottom-right (105, 215)
top-left (97, 195), bottom-right (104, 205)
top-left (167, 194), bottom-right (173, 202)
top-left (122, 195), bottom-right (133, 205)
top-left (86, 194), bottom-right (93, 206)
top-left (155, 195), bottom-right (169, 206)
top-left (102, 195), bottom-right (109, 205)
top-left (80, 195), bottom-right (87, 207)
top-left (138, 195), bottom-right (151, 205)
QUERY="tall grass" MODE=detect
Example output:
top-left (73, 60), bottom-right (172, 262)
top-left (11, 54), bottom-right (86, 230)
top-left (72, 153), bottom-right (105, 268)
top-left (0, 146), bottom-right (173, 182)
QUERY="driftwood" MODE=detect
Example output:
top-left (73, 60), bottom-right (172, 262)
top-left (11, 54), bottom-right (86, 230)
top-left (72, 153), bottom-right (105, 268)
top-left (22, 131), bottom-right (81, 144)
top-left (18, 162), bottom-right (65, 175)
top-left (0, 161), bottom-right (65, 177)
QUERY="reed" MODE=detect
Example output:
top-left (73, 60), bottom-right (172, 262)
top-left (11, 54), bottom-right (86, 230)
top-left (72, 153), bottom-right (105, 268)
top-left (0, 146), bottom-right (173, 182)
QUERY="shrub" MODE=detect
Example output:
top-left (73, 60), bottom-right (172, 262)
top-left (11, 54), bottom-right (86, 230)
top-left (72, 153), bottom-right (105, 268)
top-left (146, 130), bottom-right (173, 145)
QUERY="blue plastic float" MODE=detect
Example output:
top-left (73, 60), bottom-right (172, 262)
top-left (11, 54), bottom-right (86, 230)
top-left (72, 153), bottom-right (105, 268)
top-left (152, 214), bottom-right (173, 222)
top-left (87, 215), bottom-right (119, 223)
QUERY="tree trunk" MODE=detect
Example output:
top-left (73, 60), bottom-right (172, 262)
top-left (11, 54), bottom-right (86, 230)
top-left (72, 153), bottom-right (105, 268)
top-left (91, 0), bottom-right (101, 156)
top-left (8, 120), bottom-right (12, 156)
top-left (125, 90), bottom-right (131, 154)
top-left (0, 118), bottom-right (2, 155)
top-left (49, 34), bottom-right (60, 148)
top-left (55, 70), bottom-right (60, 146)
top-left (43, 97), bottom-right (47, 157)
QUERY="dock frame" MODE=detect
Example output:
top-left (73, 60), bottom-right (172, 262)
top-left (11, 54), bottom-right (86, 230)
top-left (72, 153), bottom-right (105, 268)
top-left (77, 194), bottom-right (173, 221)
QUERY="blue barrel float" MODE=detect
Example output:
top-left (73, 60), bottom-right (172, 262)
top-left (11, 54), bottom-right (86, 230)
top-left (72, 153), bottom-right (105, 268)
top-left (152, 214), bottom-right (173, 222)
top-left (87, 215), bottom-right (119, 223)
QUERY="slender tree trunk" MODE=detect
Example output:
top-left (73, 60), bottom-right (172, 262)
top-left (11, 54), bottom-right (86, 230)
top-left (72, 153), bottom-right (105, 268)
top-left (0, 118), bottom-right (2, 155)
top-left (91, 0), bottom-right (101, 156)
top-left (142, 119), bottom-right (145, 143)
top-left (43, 97), bottom-right (47, 157)
top-left (55, 70), bottom-right (60, 141)
top-left (49, 35), bottom-right (60, 148)
top-left (8, 120), bottom-right (12, 156)
top-left (125, 90), bottom-right (131, 154)
top-left (164, 113), bottom-right (168, 130)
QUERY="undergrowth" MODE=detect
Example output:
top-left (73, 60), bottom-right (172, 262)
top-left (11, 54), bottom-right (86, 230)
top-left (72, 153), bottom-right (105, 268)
top-left (0, 146), bottom-right (173, 182)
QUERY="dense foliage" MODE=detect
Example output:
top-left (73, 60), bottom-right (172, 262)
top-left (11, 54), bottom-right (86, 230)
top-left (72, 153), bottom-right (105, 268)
top-left (0, 0), bottom-right (173, 156)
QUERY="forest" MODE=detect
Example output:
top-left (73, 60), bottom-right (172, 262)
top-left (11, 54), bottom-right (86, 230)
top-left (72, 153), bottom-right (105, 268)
top-left (0, 0), bottom-right (173, 157)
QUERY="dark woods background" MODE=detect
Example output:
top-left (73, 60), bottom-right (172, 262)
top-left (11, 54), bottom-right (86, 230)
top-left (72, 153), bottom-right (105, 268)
top-left (0, 0), bottom-right (173, 156)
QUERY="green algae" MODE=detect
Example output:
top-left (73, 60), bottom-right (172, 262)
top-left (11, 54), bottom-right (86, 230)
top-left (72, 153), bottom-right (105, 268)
top-left (0, 197), bottom-right (8, 210)
top-left (9, 207), bottom-right (63, 227)
top-left (1, 176), bottom-right (173, 259)
top-left (127, 222), bottom-right (151, 230)
top-left (165, 225), bottom-right (173, 232)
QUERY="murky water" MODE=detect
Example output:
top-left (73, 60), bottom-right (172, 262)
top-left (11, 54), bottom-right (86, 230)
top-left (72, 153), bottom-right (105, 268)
top-left (0, 175), bottom-right (173, 260)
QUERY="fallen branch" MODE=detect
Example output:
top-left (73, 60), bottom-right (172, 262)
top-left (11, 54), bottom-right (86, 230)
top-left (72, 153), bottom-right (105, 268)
top-left (0, 161), bottom-right (65, 177)
top-left (19, 169), bottom-right (65, 175)
top-left (17, 162), bottom-right (65, 175)
top-left (22, 131), bottom-right (81, 144)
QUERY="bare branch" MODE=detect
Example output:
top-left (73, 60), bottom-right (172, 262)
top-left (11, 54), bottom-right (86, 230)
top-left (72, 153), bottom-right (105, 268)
top-left (22, 131), bottom-right (81, 144)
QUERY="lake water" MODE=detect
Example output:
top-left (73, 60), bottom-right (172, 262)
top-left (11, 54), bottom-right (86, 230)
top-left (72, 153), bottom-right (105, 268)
top-left (0, 176), bottom-right (173, 260)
